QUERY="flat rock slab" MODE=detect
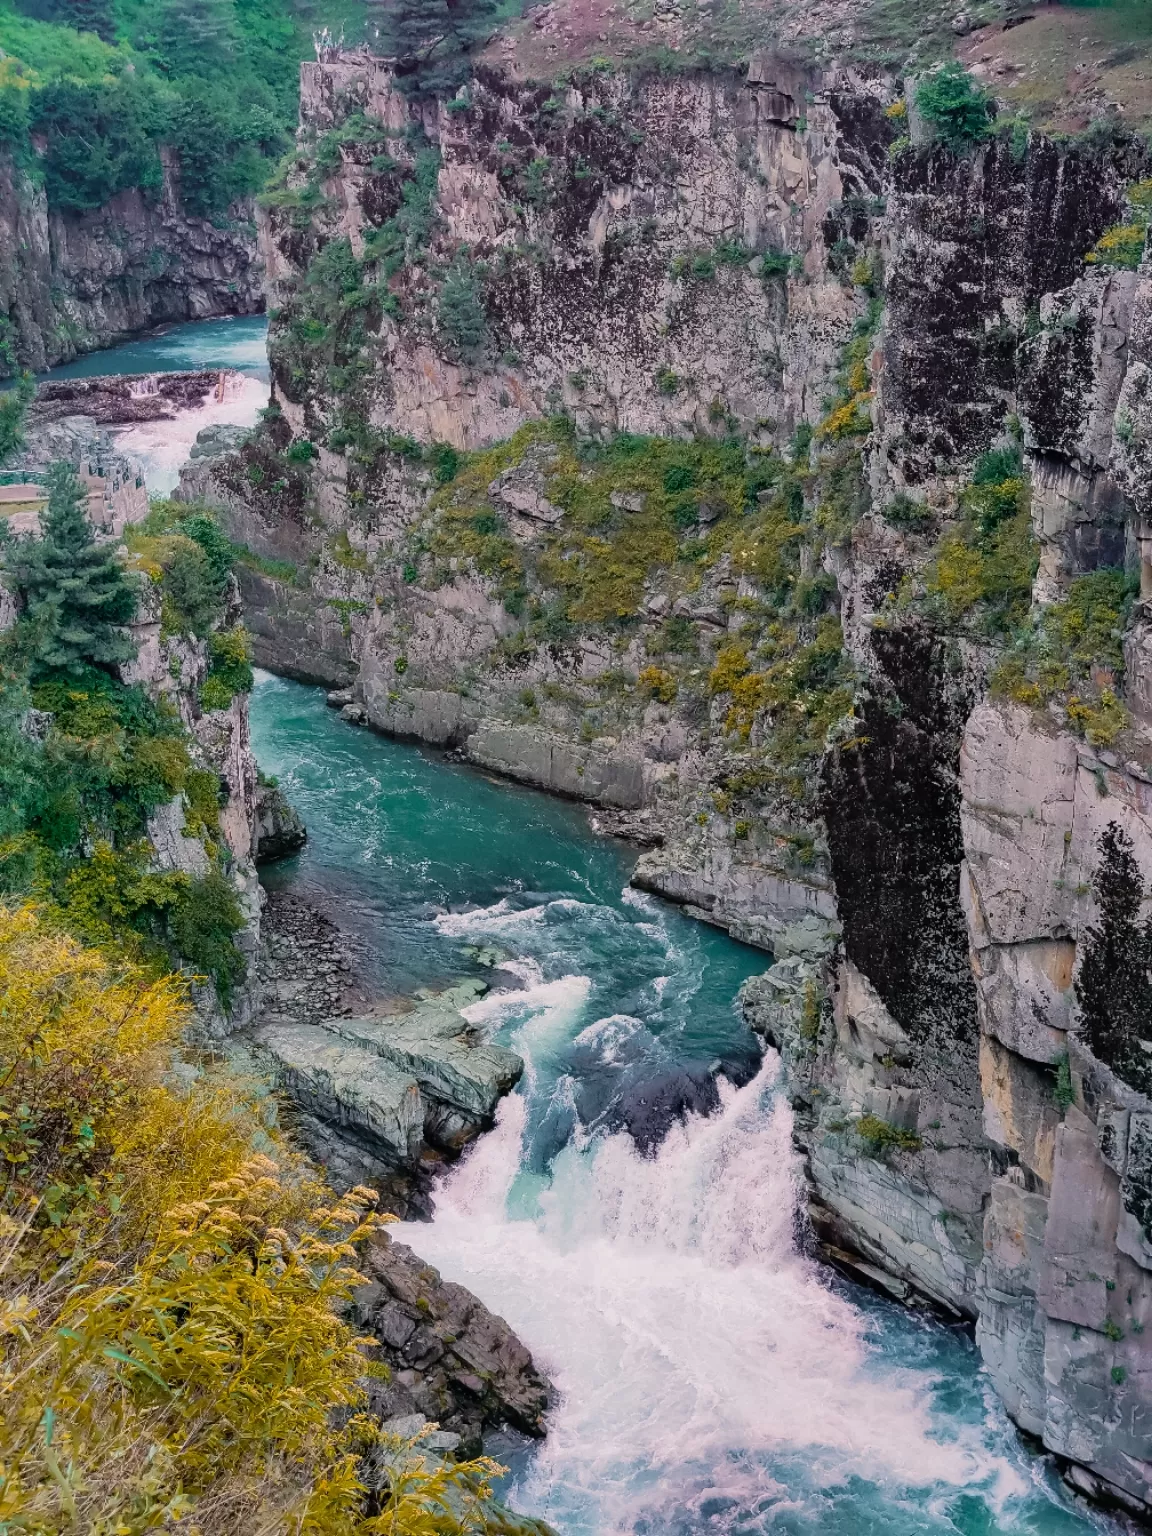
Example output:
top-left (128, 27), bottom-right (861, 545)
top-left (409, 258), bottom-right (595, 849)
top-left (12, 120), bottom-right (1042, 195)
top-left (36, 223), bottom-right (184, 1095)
top-left (250, 1020), bottom-right (424, 1166)
top-left (319, 979), bottom-right (523, 1121)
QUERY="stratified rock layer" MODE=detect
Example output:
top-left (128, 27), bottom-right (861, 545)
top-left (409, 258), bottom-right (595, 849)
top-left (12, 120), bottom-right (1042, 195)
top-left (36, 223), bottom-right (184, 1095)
top-left (354, 1233), bottom-right (553, 1452)
top-left (0, 159), bottom-right (262, 373)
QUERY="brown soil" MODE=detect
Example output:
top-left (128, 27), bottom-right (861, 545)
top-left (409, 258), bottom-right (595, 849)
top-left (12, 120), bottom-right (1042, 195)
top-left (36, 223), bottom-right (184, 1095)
top-left (959, 6), bottom-right (1152, 134)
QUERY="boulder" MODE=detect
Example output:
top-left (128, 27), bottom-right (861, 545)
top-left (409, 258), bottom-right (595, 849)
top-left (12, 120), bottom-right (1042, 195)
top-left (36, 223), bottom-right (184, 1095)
top-left (354, 1233), bottom-right (553, 1452)
top-left (250, 980), bottom-right (524, 1168)
top-left (253, 779), bottom-right (307, 863)
top-left (319, 980), bottom-right (523, 1148)
top-left (249, 1020), bottom-right (425, 1167)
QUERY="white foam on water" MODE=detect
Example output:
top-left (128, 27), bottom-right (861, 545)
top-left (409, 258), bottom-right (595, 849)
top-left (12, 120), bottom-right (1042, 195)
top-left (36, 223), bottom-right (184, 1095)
top-left (572, 1013), bottom-right (646, 1064)
top-left (435, 898), bottom-right (550, 937)
top-left (396, 1057), bottom-right (1030, 1534)
top-left (113, 371), bottom-right (267, 495)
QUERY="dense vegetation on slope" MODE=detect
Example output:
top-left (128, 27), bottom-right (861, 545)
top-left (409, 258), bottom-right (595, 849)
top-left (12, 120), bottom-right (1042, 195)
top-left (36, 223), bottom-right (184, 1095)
top-left (0, 904), bottom-right (512, 1531)
top-left (0, 0), bottom-right (366, 218)
top-left (0, 466), bottom-right (252, 1000)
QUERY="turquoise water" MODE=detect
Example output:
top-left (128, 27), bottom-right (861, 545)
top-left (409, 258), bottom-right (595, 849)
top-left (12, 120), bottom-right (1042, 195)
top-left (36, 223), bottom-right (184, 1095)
top-left (249, 672), bottom-right (1111, 1536)
top-left (43, 314), bottom-right (270, 381)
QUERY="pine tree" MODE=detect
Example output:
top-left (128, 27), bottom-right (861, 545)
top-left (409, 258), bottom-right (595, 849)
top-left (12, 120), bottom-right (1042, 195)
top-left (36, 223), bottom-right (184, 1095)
top-left (0, 374), bottom-right (34, 467)
top-left (373, 0), bottom-right (497, 97)
top-left (5, 463), bottom-right (138, 676)
top-left (1074, 821), bottom-right (1152, 1096)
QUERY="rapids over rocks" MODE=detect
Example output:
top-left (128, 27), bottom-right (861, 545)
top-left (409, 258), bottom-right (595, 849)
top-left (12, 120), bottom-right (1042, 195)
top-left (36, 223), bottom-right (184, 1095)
top-left (248, 672), bottom-right (1114, 1536)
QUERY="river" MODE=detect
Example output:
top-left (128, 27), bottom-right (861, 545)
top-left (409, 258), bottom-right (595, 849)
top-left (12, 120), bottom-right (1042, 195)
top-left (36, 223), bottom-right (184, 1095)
top-left (49, 321), bottom-right (1113, 1536)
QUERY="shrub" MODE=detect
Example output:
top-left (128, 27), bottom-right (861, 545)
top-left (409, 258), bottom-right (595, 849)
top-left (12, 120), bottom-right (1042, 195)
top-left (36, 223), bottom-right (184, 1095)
top-left (431, 441), bottom-right (460, 484)
top-left (990, 568), bottom-right (1136, 743)
top-left (163, 537), bottom-right (224, 635)
top-left (637, 664), bottom-right (677, 703)
top-left (0, 904), bottom-right (509, 1532)
top-left (1086, 223), bottom-right (1146, 270)
top-left (202, 625), bottom-right (254, 709)
top-left (857, 1113), bottom-right (922, 1156)
top-left (437, 263), bottom-right (488, 357)
top-left (915, 63), bottom-right (994, 150)
top-left (883, 492), bottom-right (930, 530)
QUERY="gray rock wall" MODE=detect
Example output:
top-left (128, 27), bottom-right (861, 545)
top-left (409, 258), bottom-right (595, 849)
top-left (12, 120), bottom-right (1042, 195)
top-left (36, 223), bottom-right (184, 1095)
top-left (0, 156), bottom-right (263, 374)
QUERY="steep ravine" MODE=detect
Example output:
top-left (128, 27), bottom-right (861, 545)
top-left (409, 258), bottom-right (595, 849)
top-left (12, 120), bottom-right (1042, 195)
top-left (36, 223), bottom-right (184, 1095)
top-left (180, 49), bottom-right (1152, 1516)
top-left (0, 157), bottom-right (263, 373)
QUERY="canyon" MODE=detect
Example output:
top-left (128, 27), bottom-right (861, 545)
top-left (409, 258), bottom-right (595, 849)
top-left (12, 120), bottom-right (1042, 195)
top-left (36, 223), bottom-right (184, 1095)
top-left (166, 43), bottom-right (1152, 1517)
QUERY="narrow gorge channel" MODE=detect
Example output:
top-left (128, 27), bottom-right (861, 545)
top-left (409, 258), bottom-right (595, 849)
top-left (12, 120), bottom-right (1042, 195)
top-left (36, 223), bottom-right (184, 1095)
top-left (250, 673), bottom-right (1106, 1536)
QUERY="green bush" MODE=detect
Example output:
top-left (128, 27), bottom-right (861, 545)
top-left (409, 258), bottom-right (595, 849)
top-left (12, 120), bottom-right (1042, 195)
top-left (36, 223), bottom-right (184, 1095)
top-left (31, 75), bottom-right (164, 213)
top-left (200, 626), bottom-right (253, 711)
top-left (857, 1113), bottom-right (922, 1156)
top-left (916, 63), bottom-right (994, 151)
top-left (437, 264), bottom-right (488, 357)
top-left (163, 539), bottom-right (224, 636)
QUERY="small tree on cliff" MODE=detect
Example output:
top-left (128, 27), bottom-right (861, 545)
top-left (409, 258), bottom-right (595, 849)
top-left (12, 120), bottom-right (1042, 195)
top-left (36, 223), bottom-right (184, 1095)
top-left (1074, 821), bottom-right (1152, 1096)
top-left (915, 63), bottom-right (994, 152)
top-left (5, 463), bottom-right (138, 676)
top-left (372, 0), bottom-right (497, 97)
top-left (0, 374), bottom-right (34, 467)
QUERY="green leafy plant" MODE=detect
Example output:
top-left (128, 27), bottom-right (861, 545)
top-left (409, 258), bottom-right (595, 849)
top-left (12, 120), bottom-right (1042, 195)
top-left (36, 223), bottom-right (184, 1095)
top-left (915, 63), bottom-right (994, 150)
top-left (856, 1113), bottom-right (922, 1156)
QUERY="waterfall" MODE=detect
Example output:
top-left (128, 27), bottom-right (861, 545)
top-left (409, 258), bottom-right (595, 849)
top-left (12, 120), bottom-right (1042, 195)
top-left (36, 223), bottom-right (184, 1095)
top-left (396, 992), bottom-right (1035, 1534)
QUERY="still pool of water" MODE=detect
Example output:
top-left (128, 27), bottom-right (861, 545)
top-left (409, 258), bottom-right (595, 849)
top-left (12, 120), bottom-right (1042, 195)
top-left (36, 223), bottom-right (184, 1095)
top-left (249, 671), bottom-right (1113, 1536)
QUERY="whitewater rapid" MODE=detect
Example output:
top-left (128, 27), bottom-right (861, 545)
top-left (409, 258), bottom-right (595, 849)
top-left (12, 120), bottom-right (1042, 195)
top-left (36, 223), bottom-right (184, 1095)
top-left (114, 370), bottom-right (267, 495)
top-left (395, 931), bottom-right (1050, 1535)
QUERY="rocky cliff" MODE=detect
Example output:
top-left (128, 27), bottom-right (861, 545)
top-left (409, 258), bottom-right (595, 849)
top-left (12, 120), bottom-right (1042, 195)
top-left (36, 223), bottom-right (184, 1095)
top-left (0, 155), bottom-right (263, 374)
top-left (181, 47), bottom-right (1152, 1514)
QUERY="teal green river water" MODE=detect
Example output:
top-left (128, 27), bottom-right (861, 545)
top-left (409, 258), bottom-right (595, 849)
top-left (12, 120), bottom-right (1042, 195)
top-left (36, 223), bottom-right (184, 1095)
top-left (53, 322), bottom-right (1115, 1536)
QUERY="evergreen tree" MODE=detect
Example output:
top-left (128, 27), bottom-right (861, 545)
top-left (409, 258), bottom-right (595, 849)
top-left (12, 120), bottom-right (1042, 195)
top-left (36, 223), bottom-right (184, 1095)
top-left (0, 374), bottom-right (35, 467)
top-left (1074, 821), bottom-right (1152, 1096)
top-left (437, 262), bottom-right (488, 357)
top-left (5, 463), bottom-right (139, 676)
top-left (373, 0), bottom-right (497, 97)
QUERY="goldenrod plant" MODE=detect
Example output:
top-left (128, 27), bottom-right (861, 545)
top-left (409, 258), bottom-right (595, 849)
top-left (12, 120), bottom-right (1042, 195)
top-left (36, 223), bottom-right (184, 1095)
top-left (0, 904), bottom-right (516, 1534)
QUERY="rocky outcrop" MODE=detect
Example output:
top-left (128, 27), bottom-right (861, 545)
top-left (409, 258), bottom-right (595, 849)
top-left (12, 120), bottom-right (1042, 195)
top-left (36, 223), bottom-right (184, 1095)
top-left (354, 1232), bottom-right (553, 1452)
top-left (0, 156), bottom-right (262, 375)
top-left (253, 779), bottom-right (308, 863)
top-left (120, 574), bottom-right (266, 1033)
top-left (246, 977), bottom-right (524, 1210)
top-left (185, 45), bottom-right (1152, 1511)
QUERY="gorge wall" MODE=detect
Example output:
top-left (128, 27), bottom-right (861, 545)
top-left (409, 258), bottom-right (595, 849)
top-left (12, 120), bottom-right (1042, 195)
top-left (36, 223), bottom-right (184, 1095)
top-left (180, 47), bottom-right (1152, 1515)
top-left (0, 156), bottom-right (263, 374)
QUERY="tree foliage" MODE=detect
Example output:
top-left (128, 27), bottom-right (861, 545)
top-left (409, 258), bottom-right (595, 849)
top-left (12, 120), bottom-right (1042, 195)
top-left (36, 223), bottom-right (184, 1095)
top-left (4, 462), bottom-right (138, 675)
top-left (1075, 821), bottom-right (1152, 1096)
top-left (916, 62), bottom-right (994, 151)
top-left (0, 372), bottom-right (34, 464)
top-left (373, 0), bottom-right (497, 97)
top-left (0, 0), bottom-right (369, 224)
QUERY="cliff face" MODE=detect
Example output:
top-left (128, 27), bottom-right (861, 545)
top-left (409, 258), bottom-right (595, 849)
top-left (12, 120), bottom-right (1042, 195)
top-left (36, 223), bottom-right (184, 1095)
top-left (0, 156), bottom-right (263, 374)
top-left (183, 48), bottom-right (1152, 1513)
top-left (119, 573), bottom-right (265, 1034)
